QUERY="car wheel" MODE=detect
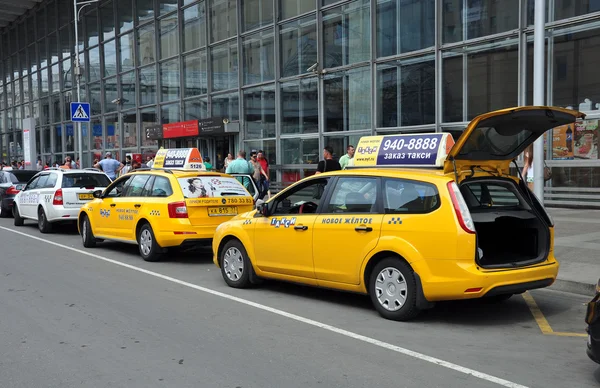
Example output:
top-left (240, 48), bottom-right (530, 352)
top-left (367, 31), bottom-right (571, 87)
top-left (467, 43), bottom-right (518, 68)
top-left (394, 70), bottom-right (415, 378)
top-left (220, 240), bottom-right (252, 289)
top-left (0, 204), bottom-right (9, 218)
top-left (80, 215), bottom-right (96, 248)
top-left (13, 205), bottom-right (24, 226)
top-left (137, 223), bottom-right (162, 262)
top-left (369, 258), bottom-right (420, 321)
top-left (38, 207), bottom-right (52, 234)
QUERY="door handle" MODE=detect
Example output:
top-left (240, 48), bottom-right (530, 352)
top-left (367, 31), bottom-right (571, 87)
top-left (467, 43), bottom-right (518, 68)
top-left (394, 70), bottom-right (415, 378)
top-left (355, 226), bottom-right (373, 232)
top-left (110, 204), bottom-right (116, 207)
top-left (294, 225), bottom-right (308, 231)
top-left (134, 204), bottom-right (142, 208)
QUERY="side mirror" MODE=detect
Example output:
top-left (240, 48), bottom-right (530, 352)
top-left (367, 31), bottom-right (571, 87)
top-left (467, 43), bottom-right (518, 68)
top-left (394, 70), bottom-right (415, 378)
top-left (255, 200), bottom-right (269, 217)
top-left (93, 190), bottom-right (103, 199)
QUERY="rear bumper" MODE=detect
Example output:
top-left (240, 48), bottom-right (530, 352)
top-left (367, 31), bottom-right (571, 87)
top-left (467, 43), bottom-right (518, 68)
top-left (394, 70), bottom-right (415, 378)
top-left (1, 196), bottom-right (15, 210)
top-left (155, 225), bottom-right (218, 248)
top-left (47, 207), bottom-right (81, 222)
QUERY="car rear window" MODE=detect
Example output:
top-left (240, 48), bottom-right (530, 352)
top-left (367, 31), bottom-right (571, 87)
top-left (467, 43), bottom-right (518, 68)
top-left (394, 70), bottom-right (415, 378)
top-left (383, 178), bottom-right (440, 214)
top-left (62, 173), bottom-right (112, 188)
top-left (460, 182), bottom-right (521, 208)
top-left (10, 170), bottom-right (38, 183)
top-left (178, 176), bottom-right (249, 198)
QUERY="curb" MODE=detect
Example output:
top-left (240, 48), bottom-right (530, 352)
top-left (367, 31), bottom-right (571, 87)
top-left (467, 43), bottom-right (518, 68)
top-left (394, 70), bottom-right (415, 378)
top-left (551, 278), bottom-right (596, 297)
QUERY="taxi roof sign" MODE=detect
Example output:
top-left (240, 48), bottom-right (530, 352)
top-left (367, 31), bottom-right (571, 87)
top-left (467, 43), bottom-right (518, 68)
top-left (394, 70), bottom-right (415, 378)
top-left (352, 133), bottom-right (455, 168)
top-left (153, 148), bottom-right (206, 170)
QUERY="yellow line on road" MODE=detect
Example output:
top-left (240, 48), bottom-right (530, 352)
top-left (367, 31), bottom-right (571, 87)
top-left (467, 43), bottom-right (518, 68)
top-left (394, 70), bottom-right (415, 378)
top-left (522, 292), bottom-right (587, 338)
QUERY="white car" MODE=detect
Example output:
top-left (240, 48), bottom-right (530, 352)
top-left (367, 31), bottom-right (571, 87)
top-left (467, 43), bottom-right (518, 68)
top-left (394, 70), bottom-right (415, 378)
top-left (13, 168), bottom-right (111, 233)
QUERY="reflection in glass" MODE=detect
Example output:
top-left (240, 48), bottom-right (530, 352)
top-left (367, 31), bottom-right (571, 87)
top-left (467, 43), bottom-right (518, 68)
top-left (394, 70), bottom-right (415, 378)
top-left (121, 71), bottom-right (137, 109)
top-left (554, 0), bottom-right (600, 22)
top-left (184, 98), bottom-right (208, 120)
top-left (377, 57), bottom-right (435, 127)
top-left (323, 134), bottom-right (364, 162)
top-left (183, 2), bottom-right (206, 52)
top-left (118, 0), bottom-right (134, 33)
top-left (244, 85), bottom-right (275, 139)
top-left (324, 67), bottom-right (371, 132)
top-left (29, 44), bottom-right (38, 73)
top-left (280, 0), bottom-right (315, 20)
top-left (91, 117), bottom-right (103, 151)
top-left (105, 77), bottom-right (118, 112)
top-left (442, 0), bottom-right (462, 43)
top-left (442, 53), bottom-right (463, 122)
top-left (54, 124), bottom-right (63, 154)
top-left (105, 114), bottom-right (120, 150)
top-left (59, 28), bottom-right (71, 60)
top-left (242, 29), bottom-right (275, 85)
top-left (104, 39), bottom-right (117, 77)
top-left (212, 92), bottom-right (239, 121)
top-left (161, 103), bottom-right (180, 124)
top-left (242, 0), bottom-right (273, 31)
top-left (90, 82), bottom-right (102, 116)
top-left (377, 0), bottom-right (434, 57)
top-left (61, 60), bottom-right (71, 90)
top-left (101, 1), bottom-right (116, 41)
top-left (281, 137), bottom-right (319, 164)
top-left (184, 50), bottom-right (208, 97)
top-left (40, 68), bottom-right (49, 97)
top-left (211, 41), bottom-right (238, 91)
top-left (467, 0), bottom-right (518, 39)
top-left (51, 64), bottom-right (60, 94)
top-left (123, 111), bottom-right (138, 148)
top-left (159, 0), bottom-right (179, 15)
top-left (88, 46), bottom-right (101, 82)
top-left (323, 0), bottom-right (370, 68)
top-left (210, 0), bottom-right (237, 42)
top-left (141, 106), bottom-right (159, 148)
top-left (281, 78), bottom-right (318, 135)
top-left (58, 1), bottom-right (71, 30)
top-left (137, 0), bottom-right (155, 24)
top-left (120, 33), bottom-right (136, 72)
top-left (49, 33), bottom-right (59, 64)
top-left (140, 66), bottom-right (157, 106)
top-left (161, 59), bottom-right (180, 102)
top-left (37, 8), bottom-right (47, 40)
top-left (22, 77), bottom-right (30, 103)
top-left (85, 9), bottom-right (99, 47)
top-left (280, 17), bottom-right (317, 78)
top-left (138, 23), bottom-right (156, 65)
top-left (160, 14), bottom-right (179, 59)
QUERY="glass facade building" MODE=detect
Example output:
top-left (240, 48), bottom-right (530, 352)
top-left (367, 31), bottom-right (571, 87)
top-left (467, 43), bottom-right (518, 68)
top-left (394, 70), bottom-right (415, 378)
top-left (2, 0), bottom-right (600, 204)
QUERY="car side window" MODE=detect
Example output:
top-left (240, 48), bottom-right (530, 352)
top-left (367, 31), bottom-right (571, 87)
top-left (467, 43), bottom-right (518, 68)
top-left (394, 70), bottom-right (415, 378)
top-left (0, 172), bottom-right (7, 184)
top-left (123, 175), bottom-right (151, 197)
top-left (105, 176), bottom-right (133, 198)
top-left (383, 178), bottom-right (440, 214)
top-left (45, 173), bottom-right (58, 188)
top-left (271, 178), bottom-right (329, 216)
top-left (149, 176), bottom-right (173, 197)
top-left (325, 177), bottom-right (378, 213)
top-left (24, 176), bottom-right (40, 191)
top-left (36, 174), bottom-right (49, 189)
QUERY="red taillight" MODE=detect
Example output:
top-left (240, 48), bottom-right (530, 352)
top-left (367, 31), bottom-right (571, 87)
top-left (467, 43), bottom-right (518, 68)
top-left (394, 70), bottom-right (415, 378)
top-left (53, 189), bottom-right (64, 205)
top-left (168, 201), bottom-right (188, 218)
top-left (447, 181), bottom-right (476, 234)
top-left (5, 186), bottom-right (19, 195)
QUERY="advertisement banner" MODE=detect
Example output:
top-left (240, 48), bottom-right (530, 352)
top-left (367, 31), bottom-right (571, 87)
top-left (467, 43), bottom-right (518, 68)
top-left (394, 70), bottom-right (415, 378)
top-left (574, 120), bottom-right (599, 160)
top-left (552, 124), bottom-right (575, 160)
top-left (153, 148), bottom-right (205, 170)
top-left (163, 120), bottom-right (199, 139)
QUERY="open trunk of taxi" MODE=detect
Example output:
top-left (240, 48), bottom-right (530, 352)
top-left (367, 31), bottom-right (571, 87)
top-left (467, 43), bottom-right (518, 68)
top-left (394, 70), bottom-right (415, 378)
top-left (459, 178), bottom-right (549, 268)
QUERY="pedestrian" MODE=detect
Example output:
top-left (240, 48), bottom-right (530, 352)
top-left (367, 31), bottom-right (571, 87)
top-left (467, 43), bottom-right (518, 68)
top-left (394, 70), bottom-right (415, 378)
top-left (203, 156), bottom-right (213, 171)
top-left (257, 150), bottom-right (270, 199)
top-left (62, 156), bottom-right (73, 169)
top-left (94, 151), bottom-right (124, 180)
top-left (121, 155), bottom-right (132, 175)
top-left (146, 155), bottom-right (154, 168)
top-left (36, 157), bottom-right (43, 171)
top-left (338, 145), bottom-right (355, 170)
top-left (223, 153), bottom-right (234, 172)
top-left (225, 150), bottom-right (254, 189)
top-left (76, 157), bottom-right (81, 169)
top-left (521, 145), bottom-right (534, 191)
top-left (315, 145), bottom-right (341, 175)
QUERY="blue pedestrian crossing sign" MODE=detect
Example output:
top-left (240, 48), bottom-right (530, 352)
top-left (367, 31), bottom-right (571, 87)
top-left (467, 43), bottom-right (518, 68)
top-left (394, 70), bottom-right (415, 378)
top-left (71, 102), bottom-right (90, 122)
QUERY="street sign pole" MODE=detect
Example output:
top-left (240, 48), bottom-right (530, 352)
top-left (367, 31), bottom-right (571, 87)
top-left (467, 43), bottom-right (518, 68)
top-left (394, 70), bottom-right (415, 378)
top-left (533, 0), bottom-right (546, 203)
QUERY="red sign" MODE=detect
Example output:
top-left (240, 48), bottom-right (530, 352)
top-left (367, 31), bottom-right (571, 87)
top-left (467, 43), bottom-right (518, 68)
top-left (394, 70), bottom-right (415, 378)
top-left (163, 120), bottom-right (199, 139)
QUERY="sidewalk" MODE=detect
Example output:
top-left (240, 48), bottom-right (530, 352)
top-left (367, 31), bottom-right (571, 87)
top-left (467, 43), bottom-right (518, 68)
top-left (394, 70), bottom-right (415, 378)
top-left (548, 208), bottom-right (600, 296)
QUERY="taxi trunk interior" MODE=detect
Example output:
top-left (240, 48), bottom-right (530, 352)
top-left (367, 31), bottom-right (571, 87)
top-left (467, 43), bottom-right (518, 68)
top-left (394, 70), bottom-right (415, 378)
top-left (459, 178), bottom-right (549, 268)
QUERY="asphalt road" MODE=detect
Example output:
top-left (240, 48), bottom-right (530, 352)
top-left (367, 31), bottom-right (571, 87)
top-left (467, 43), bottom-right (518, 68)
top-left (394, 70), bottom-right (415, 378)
top-left (0, 218), bottom-right (598, 388)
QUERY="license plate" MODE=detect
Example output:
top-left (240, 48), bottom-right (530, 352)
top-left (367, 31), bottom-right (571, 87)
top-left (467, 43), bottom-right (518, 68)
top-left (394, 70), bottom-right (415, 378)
top-left (78, 193), bottom-right (94, 200)
top-left (208, 206), bottom-right (237, 216)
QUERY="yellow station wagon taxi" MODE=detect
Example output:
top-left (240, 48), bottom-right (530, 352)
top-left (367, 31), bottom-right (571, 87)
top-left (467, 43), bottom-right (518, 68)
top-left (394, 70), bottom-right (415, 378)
top-left (212, 106), bottom-right (584, 321)
top-left (79, 149), bottom-right (254, 261)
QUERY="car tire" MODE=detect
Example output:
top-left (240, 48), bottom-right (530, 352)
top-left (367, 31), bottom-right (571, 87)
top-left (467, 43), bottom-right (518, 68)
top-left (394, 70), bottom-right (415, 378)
top-left (13, 205), bottom-right (24, 226)
top-left (38, 207), bottom-right (52, 234)
top-left (0, 204), bottom-right (9, 218)
top-left (137, 223), bottom-right (162, 262)
top-left (80, 215), bottom-right (96, 248)
top-left (220, 240), bottom-right (252, 289)
top-left (369, 258), bottom-right (420, 321)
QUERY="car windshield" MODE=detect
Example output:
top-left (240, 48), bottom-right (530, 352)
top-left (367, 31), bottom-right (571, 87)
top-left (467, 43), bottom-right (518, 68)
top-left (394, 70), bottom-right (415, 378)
top-left (62, 173), bottom-right (112, 188)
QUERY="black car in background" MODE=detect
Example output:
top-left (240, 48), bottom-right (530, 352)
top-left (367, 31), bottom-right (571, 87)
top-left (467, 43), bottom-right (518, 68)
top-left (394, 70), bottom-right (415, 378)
top-left (0, 170), bottom-right (38, 217)
top-left (586, 279), bottom-right (600, 364)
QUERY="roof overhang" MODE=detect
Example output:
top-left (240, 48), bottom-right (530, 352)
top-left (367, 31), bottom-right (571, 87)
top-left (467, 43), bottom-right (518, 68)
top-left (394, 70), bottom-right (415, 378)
top-left (0, 0), bottom-right (43, 28)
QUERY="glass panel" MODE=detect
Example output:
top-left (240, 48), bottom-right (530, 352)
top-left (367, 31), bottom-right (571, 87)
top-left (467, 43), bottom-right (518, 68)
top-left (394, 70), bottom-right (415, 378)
top-left (443, 0), bottom-right (462, 43)
top-left (49, 33), bottom-right (59, 64)
top-left (101, 1), bottom-right (116, 41)
top-left (210, 0), bottom-right (237, 42)
top-left (159, 0), bottom-right (179, 15)
top-left (47, 1), bottom-right (57, 32)
top-left (377, 0), bottom-right (434, 57)
top-left (105, 114), bottom-right (119, 150)
top-left (105, 77), bottom-right (118, 112)
top-left (40, 68), bottom-right (49, 97)
top-left (137, 0), bottom-right (155, 24)
top-left (88, 46), bottom-right (101, 82)
top-left (324, 67), bottom-right (371, 132)
top-left (554, 0), bottom-right (600, 21)
top-left (377, 56), bottom-right (435, 127)
top-left (40, 97), bottom-right (50, 125)
top-left (39, 41), bottom-right (49, 69)
top-left (138, 23), bottom-right (156, 66)
top-left (85, 9), bottom-right (99, 47)
top-left (183, 2), bottom-right (207, 52)
top-left (27, 17), bottom-right (36, 45)
top-left (184, 50), bottom-right (208, 96)
top-left (141, 106), bottom-right (159, 148)
top-left (59, 28), bottom-right (71, 60)
top-left (62, 60), bottom-right (72, 90)
top-left (14, 80), bottom-right (22, 105)
top-left (160, 13), bottom-right (179, 59)
top-left (29, 45), bottom-right (38, 73)
top-left (65, 123), bottom-right (75, 152)
top-left (211, 92), bottom-right (239, 120)
top-left (281, 77), bottom-right (318, 135)
top-left (442, 52), bottom-right (463, 122)
top-left (122, 111), bottom-right (137, 148)
top-left (160, 58), bottom-right (180, 102)
top-left (140, 66), bottom-right (157, 105)
top-left (90, 82), bottom-right (102, 116)
top-left (37, 8), bottom-right (47, 40)
top-left (23, 77), bottom-right (30, 103)
top-left (120, 33), bottom-right (136, 72)
top-left (211, 40), bottom-right (238, 91)
top-left (184, 97), bottom-right (208, 120)
top-left (242, 0), bottom-right (273, 31)
top-left (244, 139), bottom-right (276, 166)
top-left (280, 16), bottom-right (317, 78)
top-left (468, 0), bottom-right (518, 39)
top-left (54, 124), bottom-right (63, 153)
top-left (280, 0), bottom-right (315, 20)
top-left (281, 137), bottom-right (319, 164)
top-left (323, 0), bottom-right (370, 68)
top-left (104, 39), bottom-right (117, 77)
top-left (92, 117), bottom-right (103, 151)
top-left (121, 71), bottom-right (137, 109)
top-left (161, 103), bottom-right (180, 124)
top-left (41, 126), bottom-right (51, 153)
top-left (242, 29), bottom-right (275, 85)
top-left (323, 134), bottom-right (362, 166)
top-left (118, 0), bottom-right (134, 33)
top-left (244, 84), bottom-right (276, 139)
top-left (466, 40), bottom-right (518, 119)
top-left (51, 63), bottom-right (60, 93)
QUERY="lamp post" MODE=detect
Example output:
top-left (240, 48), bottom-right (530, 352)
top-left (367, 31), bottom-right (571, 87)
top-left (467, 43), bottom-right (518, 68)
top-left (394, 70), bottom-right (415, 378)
top-left (532, 0), bottom-right (546, 203)
top-left (73, 0), bottom-right (98, 168)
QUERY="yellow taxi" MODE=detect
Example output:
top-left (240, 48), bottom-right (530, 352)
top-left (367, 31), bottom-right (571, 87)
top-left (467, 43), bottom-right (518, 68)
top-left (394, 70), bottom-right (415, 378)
top-left (78, 148), bottom-right (254, 261)
top-left (212, 106), bottom-right (584, 321)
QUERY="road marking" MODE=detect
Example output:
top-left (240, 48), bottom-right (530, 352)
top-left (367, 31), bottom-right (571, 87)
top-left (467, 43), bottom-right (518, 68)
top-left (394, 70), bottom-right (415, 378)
top-left (0, 226), bottom-right (528, 388)
top-left (522, 292), bottom-right (587, 338)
